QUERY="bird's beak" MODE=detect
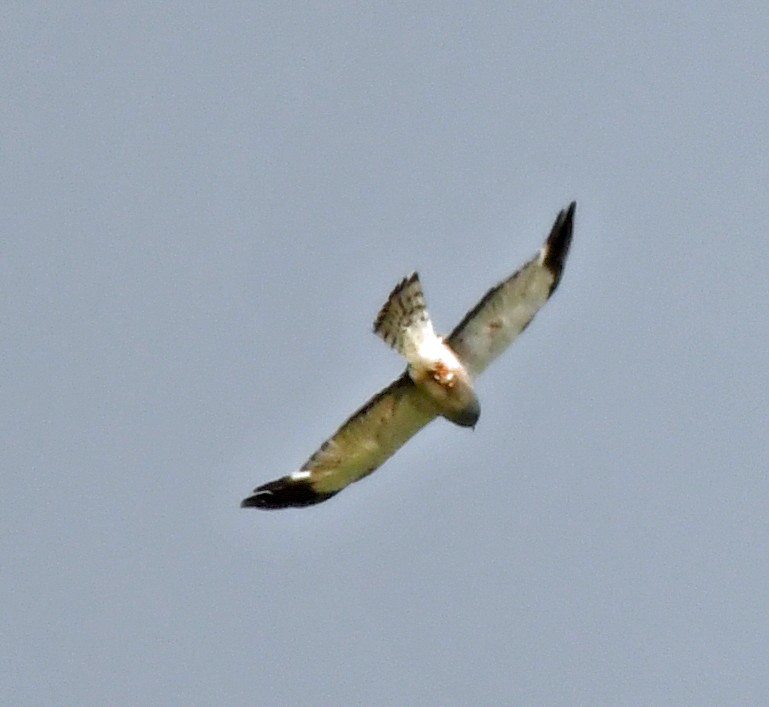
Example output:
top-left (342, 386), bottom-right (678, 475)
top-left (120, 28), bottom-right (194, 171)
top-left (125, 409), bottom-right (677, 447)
top-left (455, 395), bottom-right (480, 428)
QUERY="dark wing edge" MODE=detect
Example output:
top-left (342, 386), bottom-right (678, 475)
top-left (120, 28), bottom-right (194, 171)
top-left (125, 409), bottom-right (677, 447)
top-left (240, 477), bottom-right (338, 509)
top-left (240, 373), bottom-right (435, 510)
top-left (447, 202), bottom-right (576, 377)
top-left (542, 201), bottom-right (575, 293)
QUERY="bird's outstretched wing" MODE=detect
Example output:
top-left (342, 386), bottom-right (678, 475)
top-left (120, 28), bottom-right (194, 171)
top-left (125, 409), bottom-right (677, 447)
top-left (447, 202), bottom-right (575, 378)
top-left (240, 373), bottom-right (436, 509)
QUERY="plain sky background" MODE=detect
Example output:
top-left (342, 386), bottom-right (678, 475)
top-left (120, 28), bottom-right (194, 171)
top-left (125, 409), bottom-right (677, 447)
top-left (3, 3), bottom-right (769, 705)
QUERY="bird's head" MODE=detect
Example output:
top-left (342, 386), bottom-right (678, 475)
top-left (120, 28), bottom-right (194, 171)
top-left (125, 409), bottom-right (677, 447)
top-left (413, 360), bottom-right (480, 428)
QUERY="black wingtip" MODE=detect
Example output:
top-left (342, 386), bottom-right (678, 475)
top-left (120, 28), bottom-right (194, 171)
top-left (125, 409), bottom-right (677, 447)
top-left (240, 476), bottom-right (338, 510)
top-left (543, 201), bottom-right (576, 293)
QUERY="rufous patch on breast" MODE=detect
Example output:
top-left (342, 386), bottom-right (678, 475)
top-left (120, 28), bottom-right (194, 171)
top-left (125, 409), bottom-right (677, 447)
top-left (432, 360), bottom-right (458, 388)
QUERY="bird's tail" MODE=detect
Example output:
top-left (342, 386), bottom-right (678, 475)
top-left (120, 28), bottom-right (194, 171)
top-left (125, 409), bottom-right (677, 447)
top-left (373, 272), bottom-right (435, 362)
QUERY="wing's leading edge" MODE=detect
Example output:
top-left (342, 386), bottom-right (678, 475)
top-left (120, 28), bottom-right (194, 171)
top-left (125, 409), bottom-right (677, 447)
top-left (447, 202), bottom-right (575, 378)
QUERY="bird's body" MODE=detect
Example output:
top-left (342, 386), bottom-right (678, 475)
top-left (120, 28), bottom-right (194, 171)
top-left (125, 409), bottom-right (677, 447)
top-left (241, 202), bottom-right (576, 509)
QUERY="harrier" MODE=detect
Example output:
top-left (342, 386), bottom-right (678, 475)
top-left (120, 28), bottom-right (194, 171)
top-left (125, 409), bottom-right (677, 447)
top-left (242, 202), bottom-right (575, 509)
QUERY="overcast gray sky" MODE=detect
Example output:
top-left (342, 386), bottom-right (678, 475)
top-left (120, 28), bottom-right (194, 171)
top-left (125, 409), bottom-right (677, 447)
top-left (3, 3), bottom-right (769, 705)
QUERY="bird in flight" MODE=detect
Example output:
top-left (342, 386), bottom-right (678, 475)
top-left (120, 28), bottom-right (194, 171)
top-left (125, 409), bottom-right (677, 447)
top-left (241, 202), bottom-right (576, 510)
